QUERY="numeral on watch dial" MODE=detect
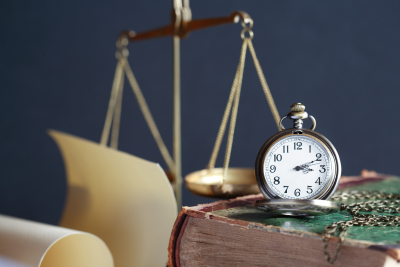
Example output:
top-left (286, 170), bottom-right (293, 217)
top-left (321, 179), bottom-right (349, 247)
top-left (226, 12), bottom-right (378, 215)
top-left (263, 135), bottom-right (331, 199)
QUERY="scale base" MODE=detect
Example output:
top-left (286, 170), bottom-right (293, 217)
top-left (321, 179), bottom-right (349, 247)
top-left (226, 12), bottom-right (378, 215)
top-left (254, 199), bottom-right (340, 216)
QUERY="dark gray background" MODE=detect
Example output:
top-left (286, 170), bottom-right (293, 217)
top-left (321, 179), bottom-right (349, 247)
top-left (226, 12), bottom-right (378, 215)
top-left (1, 1), bottom-right (399, 225)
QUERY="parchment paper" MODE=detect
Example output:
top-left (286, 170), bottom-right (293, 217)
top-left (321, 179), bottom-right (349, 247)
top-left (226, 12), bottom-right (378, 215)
top-left (0, 214), bottom-right (113, 267)
top-left (49, 130), bottom-right (177, 267)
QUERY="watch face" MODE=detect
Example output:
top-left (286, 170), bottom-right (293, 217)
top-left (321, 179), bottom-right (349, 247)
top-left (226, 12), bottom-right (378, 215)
top-left (262, 135), bottom-right (332, 199)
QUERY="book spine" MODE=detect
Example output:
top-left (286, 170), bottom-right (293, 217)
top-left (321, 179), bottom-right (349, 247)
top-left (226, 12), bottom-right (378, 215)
top-left (168, 210), bottom-right (188, 267)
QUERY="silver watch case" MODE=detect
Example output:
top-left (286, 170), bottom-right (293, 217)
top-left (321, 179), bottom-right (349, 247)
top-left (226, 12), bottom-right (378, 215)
top-left (255, 128), bottom-right (341, 201)
top-left (254, 199), bottom-right (341, 216)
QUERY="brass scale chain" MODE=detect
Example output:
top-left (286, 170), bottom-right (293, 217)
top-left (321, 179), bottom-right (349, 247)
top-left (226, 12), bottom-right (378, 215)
top-left (322, 190), bottom-right (400, 264)
top-left (206, 19), bottom-right (281, 189)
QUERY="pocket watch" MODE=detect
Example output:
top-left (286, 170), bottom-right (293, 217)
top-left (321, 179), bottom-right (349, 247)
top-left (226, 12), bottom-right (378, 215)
top-left (254, 103), bottom-right (342, 216)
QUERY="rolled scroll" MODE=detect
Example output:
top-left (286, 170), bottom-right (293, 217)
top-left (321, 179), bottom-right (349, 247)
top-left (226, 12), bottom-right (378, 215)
top-left (0, 214), bottom-right (113, 267)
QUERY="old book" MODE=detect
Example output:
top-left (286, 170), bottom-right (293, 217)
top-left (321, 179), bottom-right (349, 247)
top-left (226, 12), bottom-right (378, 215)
top-left (168, 172), bottom-right (400, 267)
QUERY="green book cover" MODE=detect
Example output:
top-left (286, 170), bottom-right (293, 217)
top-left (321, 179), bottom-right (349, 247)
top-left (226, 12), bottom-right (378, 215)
top-left (210, 176), bottom-right (400, 246)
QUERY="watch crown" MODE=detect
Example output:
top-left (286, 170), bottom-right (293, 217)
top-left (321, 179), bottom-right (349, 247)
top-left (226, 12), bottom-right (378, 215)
top-left (290, 103), bottom-right (305, 112)
top-left (280, 102), bottom-right (316, 131)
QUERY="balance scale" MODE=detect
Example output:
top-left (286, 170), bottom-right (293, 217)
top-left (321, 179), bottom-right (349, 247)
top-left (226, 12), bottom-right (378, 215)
top-left (102, 1), bottom-right (282, 207)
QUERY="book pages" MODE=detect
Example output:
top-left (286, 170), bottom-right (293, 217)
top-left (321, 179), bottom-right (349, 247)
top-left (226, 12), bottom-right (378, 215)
top-left (0, 214), bottom-right (113, 267)
top-left (48, 130), bottom-right (177, 267)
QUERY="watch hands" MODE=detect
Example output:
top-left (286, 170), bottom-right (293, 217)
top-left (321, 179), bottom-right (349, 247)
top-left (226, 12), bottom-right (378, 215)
top-left (293, 160), bottom-right (321, 173)
top-left (293, 161), bottom-right (312, 171)
top-left (302, 168), bottom-right (314, 174)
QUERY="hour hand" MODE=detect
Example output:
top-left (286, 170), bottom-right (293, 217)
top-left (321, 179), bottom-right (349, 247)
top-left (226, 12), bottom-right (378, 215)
top-left (294, 162), bottom-right (315, 174)
top-left (294, 165), bottom-right (304, 171)
top-left (294, 159), bottom-right (320, 171)
top-left (293, 162), bottom-right (311, 171)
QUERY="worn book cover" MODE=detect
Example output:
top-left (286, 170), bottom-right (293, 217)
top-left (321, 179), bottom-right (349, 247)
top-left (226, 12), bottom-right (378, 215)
top-left (169, 172), bottom-right (400, 267)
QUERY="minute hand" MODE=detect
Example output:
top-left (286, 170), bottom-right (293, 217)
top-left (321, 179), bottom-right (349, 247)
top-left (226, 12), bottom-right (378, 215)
top-left (293, 161), bottom-right (320, 171)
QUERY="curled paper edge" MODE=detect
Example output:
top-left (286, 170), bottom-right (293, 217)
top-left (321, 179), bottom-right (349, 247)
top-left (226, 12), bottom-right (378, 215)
top-left (0, 214), bottom-right (113, 267)
top-left (48, 129), bottom-right (177, 267)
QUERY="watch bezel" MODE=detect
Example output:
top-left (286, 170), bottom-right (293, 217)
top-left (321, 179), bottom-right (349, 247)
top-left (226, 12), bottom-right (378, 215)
top-left (255, 128), bottom-right (341, 200)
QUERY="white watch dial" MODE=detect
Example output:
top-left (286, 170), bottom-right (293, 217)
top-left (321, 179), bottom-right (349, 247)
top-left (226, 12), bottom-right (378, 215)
top-left (263, 135), bottom-right (332, 199)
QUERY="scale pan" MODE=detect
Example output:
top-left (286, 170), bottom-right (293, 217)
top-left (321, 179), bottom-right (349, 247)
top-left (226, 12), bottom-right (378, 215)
top-left (185, 168), bottom-right (260, 198)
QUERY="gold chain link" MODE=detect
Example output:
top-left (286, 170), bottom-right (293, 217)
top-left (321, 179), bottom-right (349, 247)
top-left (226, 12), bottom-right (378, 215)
top-left (101, 52), bottom-right (175, 173)
top-left (207, 39), bottom-right (248, 172)
top-left (222, 39), bottom-right (248, 183)
top-left (100, 59), bottom-right (125, 146)
top-left (247, 40), bottom-right (281, 130)
top-left (322, 191), bottom-right (400, 264)
top-left (121, 57), bottom-right (176, 173)
top-left (110, 63), bottom-right (125, 149)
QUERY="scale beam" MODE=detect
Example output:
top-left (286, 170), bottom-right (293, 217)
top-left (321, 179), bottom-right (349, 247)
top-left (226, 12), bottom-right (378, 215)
top-left (117, 11), bottom-right (252, 44)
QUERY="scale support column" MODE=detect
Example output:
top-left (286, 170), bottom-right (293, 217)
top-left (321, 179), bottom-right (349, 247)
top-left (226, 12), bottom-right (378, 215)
top-left (172, 0), bottom-right (186, 211)
top-left (173, 35), bottom-right (182, 210)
